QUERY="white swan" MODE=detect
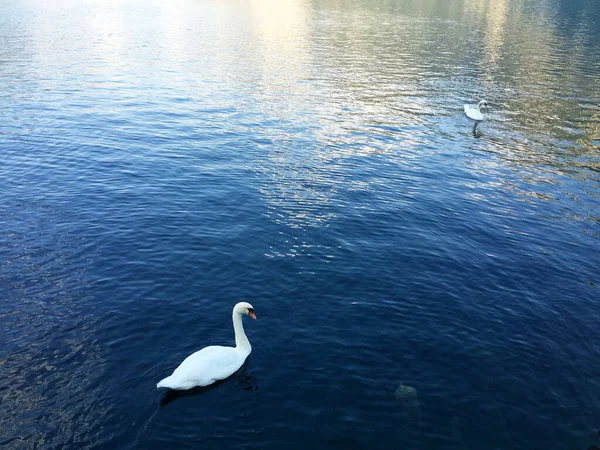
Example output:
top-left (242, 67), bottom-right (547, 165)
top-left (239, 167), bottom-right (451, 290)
top-left (464, 100), bottom-right (488, 121)
top-left (157, 302), bottom-right (256, 390)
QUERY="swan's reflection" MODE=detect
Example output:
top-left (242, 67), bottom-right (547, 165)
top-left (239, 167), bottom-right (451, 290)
top-left (159, 363), bottom-right (257, 408)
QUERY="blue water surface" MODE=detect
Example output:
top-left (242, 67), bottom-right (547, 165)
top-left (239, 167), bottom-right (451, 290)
top-left (1, 0), bottom-right (599, 449)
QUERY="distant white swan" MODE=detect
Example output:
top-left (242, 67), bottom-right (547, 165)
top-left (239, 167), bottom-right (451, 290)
top-left (157, 302), bottom-right (256, 390)
top-left (464, 100), bottom-right (488, 121)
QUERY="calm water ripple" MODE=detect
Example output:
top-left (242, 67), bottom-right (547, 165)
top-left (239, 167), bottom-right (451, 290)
top-left (1, 0), bottom-right (599, 449)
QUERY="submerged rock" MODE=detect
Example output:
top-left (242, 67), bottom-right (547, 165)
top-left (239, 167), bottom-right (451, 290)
top-left (395, 383), bottom-right (418, 402)
top-left (395, 383), bottom-right (421, 425)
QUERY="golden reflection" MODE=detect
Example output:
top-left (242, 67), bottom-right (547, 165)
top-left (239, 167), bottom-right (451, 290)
top-left (482, 0), bottom-right (508, 68)
top-left (244, 0), bottom-right (600, 237)
top-left (248, 0), bottom-right (310, 94)
top-left (248, 0), bottom-right (341, 234)
top-left (582, 105), bottom-right (600, 154)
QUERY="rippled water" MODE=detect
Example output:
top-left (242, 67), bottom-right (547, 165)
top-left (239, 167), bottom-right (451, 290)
top-left (1, 0), bottom-right (599, 448)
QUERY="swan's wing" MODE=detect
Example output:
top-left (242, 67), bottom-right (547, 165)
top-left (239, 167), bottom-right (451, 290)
top-left (170, 346), bottom-right (244, 386)
top-left (464, 105), bottom-right (482, 120)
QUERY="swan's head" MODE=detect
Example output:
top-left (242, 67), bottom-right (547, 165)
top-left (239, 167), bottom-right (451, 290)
top-left (478, 100), bottom-right (489, 109)
top-left (234, 302), bottom-right (256, 319)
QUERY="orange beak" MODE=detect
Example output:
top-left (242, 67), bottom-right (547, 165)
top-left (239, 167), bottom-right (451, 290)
top-left (249, 311), bottom-right (257, 319)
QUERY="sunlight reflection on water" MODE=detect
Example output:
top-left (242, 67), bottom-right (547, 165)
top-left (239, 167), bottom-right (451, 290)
top-left (0, 0), bottom-right (599, 448)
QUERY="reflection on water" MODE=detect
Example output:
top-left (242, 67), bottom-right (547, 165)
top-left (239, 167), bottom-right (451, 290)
top-left (249, 0), bottom-right (310, 89)
top-left (0, 202), bottom-right (113, 448)
top-left (0, 0), bottom-right (599, 448)
top-left (249, 0), bottom-right (600, 237)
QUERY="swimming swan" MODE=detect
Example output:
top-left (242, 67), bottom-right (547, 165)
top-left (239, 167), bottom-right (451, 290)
top-left (464, 100), bottom-right (488, 121)
top-left (157, 302), bottom-right (256, 390)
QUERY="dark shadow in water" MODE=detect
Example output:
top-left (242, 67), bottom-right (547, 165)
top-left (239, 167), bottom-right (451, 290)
top-left (159, 380), bottom-right (222, 408)
top-left (472, 120), bottom-right (482, 137)
top-left (158, 360), bottom-right (257, 409)
top-left (131, 365), bottom-right (257, 448)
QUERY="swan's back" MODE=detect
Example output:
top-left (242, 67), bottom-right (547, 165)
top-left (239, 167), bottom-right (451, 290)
top-left (464, 104), bottom-right (484, 121)
top-left (156, 302), bottom-right (256, 390)
top-left (157, 345), bottom-right (248, 390)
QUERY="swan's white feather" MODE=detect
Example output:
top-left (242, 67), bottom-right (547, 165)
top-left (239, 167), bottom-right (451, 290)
top-left (464, 104), bottom-right (484, 121)
top-left (156, 302), bottom-right (255, 391)
top-left (157, 346), bottom-right (247, 389)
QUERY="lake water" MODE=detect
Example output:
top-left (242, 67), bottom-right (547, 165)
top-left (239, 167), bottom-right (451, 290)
top-left (1, 0), bottom-right (599, 448)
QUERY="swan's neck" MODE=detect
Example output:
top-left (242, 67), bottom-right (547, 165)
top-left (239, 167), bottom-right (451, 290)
top-left (233, 312), bottom-right (251, 352)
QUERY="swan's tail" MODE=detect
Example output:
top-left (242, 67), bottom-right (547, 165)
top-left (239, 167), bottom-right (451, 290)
top-left (157, 375), bottom-right (176, 389)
